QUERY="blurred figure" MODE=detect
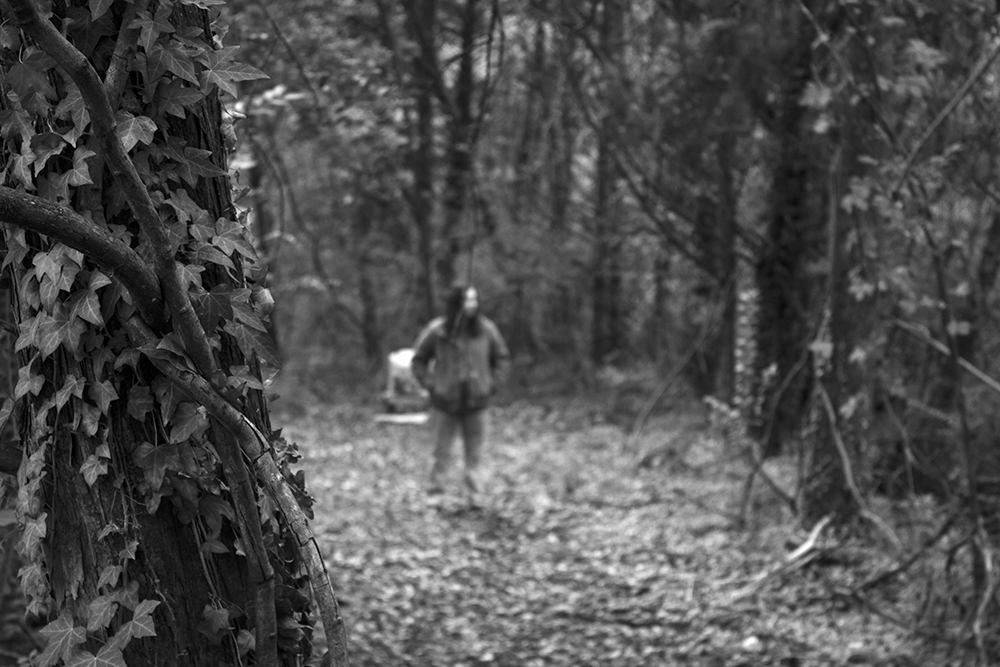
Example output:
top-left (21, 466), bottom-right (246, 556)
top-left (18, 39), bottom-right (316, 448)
top-left (380, 348), bottom-right (429, 414)
top-left (412, 284), bottom-right (510, 505)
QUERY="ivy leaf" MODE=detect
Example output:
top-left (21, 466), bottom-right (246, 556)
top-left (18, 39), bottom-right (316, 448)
top-left (169, 402), bottom-right (208, 443)
top-left (147, 42), bottom-right (199, 86)
top-left (214, 218), bottom-right (256, 259)
top-left (128, 384), bottom-right (154, 421)
top-left (80, 454), bottom-right (108, 487)
top-left (191, 285), bottom-right (234, 333)
top-left (67, 145), bottom-right (97, 186)
top-left (199, 494), bottom-right (235, 538)
top-left (115, 111), bottom-right (157, 153)
top-left (15, 364), bottom-right (45, 400)
top-left (128, 6), bottom-right (175, 53)
top-left (0, 23), bottom-right (21, 50)
top-left (198, 605), bottom-right (230, 644)
top-left (55, 83), bottom-right (91, 146)
top-left (36, 309), bottom-right (86, 357)
top-left (86, 594), bottom-right (118, 632)
top-left (68, 286), bottom-right (104, 326)
top-left (0, 108), bottom-right (35, 144)
top-left (179, 0), bottom-right (226, 7)
top-left (97, 564), bottom-right (122, 590)
top-left (88, 380), bottom-right (119, 414)
top-left (224, 319), bottom-right (280, 368)
top-left (119, 542), bottom-right (139, 566)
top-left (30, 132), bottom-right (67, 175)
top-left (78, 400), bottom-right (102, 437)
top-left (37, 610), bottom-right (86, 667)
top-left (134, 599), bottom-right (161, 620)
top-left (17, 561), bottom-right (47, 602)
top-left (55, 374), bottom-right (85, 410)
top-left (134, 442), bottom-right (179, 490)
top-left (6, 49), bottom-right (57, 104)
top-left (200, 47), bottom-right (268, 98)
top-left (0, 397), bottom-right (14, 435)
top-left (193, 242), bottom-right (235, 270)
top-left (227, 365), bottom-right (264, 392)
top-left (89, 269), bottom-right (113, 291)
top-left (123, 601), bottom-right (159, 639)
top-left (65, 643), bottom-right (127, 667)
top-left (18, 513), bottom-right (47, 561)
top-left (89, 0), bottom-right (113, 20)
top-left (156, 78), bottom-right (206, 118)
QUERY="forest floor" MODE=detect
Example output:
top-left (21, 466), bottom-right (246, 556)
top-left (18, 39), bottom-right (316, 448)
top-left (0, 392), bottom-right (980, 666)
top-left (274, 394), bottom-right (974, 667)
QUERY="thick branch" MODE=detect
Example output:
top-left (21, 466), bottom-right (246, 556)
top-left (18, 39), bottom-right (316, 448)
top-left (5, 0), bottom-right (218, 381)
top-left (0, 186), bottom-right (168, 331)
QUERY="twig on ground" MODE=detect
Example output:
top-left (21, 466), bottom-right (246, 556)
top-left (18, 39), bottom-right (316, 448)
top-left (670, 487), bottom-right (743, 523)
top-left (733, 515), bottom-right (834, 599)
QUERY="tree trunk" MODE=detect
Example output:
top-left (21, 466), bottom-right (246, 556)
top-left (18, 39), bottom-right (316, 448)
top-left (715, 133), bottom-right (738, 404)
top-left (591, 0), bottom-right (626, 365)
top-left (1, 0), bottom-right (327, 663)
top-left (438, 0), bottom-right (479, 288)
top-left (403, 0), bottom-right (439, 319)
top-left (750, 5), bottom-right (820, 457)
top-left (799, 2), bottom-right (876, 524)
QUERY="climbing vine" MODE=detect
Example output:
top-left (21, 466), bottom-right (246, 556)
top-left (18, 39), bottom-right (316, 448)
top-left (0, 0), bottom-right (346, 664)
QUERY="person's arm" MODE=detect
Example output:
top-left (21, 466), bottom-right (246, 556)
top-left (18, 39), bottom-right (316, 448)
top-left (410, 322), bottom-right (437, 389)
top-left (487, 321), bottom-right (511, 390)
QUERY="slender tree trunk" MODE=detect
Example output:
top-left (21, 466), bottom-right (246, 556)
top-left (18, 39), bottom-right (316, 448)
top-left (404, 0), bottom-right (439, 319)
top-left (715, 133), bottom-right (738, 404)
top-left (246, 148), bottom-right (281, 356)
top-left (750, 5), bottom-right (819, 457)
top-left (800, 2), bottom-right (876, 524)
top-left (591, 0), bottom-right (626, 365)
top-left (438, 0), bottom-right (479, 288)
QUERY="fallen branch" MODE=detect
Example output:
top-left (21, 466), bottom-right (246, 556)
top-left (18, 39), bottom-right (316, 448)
top-left (733, 515), bottom-right (834, 599)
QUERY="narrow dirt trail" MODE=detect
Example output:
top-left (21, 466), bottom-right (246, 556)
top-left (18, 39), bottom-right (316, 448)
top-left (280, 401), bottom-right (925, 667)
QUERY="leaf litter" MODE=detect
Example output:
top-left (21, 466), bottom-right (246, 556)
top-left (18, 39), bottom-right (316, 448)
top-left (279, 400), bottom-right (945, 667)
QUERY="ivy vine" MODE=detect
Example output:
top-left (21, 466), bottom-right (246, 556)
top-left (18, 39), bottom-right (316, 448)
top-left (0, 0), bottom-right (347, 664)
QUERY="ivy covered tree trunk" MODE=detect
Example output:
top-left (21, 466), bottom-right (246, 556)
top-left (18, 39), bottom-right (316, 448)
top-left (0, 0), bottom-right (346, 665)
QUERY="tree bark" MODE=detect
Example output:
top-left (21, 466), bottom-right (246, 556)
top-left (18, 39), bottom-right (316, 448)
top-left (749, 4), bottom-right (820, 457)
top-left (438, 0), bottom-right (480, 288)
top-left (590, 0), bottom-right (626, 365)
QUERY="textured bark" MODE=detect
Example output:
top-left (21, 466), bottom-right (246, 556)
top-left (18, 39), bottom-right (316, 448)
top-left (590, 0), bottom-right (626, 365)
top-left (438, 0), bottom-right (480, 288)
top-left (750, 4), bottom-right (820, 457)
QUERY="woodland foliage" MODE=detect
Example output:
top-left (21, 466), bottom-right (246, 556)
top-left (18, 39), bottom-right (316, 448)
top-left (4, 0), bottom-right (1000, 664)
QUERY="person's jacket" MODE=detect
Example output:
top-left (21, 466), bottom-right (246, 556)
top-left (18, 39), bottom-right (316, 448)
top-left (411, 315), bottom-right (510, 415)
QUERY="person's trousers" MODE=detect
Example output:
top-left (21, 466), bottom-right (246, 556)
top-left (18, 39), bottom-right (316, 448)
top-left (429, 408), bottom-right (488, 494)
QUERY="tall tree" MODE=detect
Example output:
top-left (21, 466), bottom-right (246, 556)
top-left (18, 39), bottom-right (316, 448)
top-left (590, 0), bottom-right (627, 365)
top-left (0, 0), bottom-right (347, 664)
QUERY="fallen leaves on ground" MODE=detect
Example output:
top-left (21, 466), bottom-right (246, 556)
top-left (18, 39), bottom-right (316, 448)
top-left (278, 399), bottom-right (952, 667)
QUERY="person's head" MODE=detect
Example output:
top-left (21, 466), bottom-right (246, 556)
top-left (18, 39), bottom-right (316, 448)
top-left (445, 283), bottom-right (481, 335)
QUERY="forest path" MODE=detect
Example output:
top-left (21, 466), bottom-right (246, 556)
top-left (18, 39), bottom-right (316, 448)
top-left (279, 400), bottom-right (920, 667)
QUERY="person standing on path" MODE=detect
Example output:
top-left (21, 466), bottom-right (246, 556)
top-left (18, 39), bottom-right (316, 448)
top-left (411, 284), bottom-right (511, 505)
